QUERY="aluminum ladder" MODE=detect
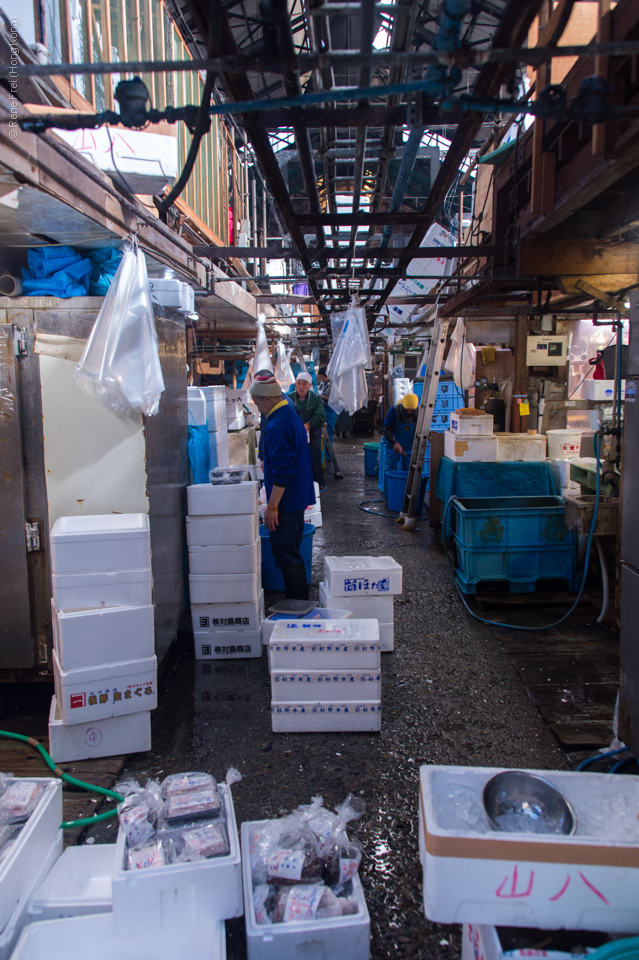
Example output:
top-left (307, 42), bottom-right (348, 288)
top-left (399, 315), bottom-right (451, 530)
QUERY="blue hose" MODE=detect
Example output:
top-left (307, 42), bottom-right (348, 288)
top-left (576, 746), bottom-right (629, 771)
top-left (588, 938), bottom-right (639, 960)
top-left (610, 756), bottom-right (638, 774)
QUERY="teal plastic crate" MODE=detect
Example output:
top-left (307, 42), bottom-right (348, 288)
top-left (451, 496), bottom-right (579, 594)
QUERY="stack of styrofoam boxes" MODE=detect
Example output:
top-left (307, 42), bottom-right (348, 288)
top-left (201, 385), bottom-right (229, 470)
top-left (226, 387), bottom-right (247, 432)
top-left (48, 515), bottom-right (156, 763)
top-left (445, 409), bottom-right (498, 463)
top-left (0, 778), bottom-right (62, 960)
top-left (319, 555), bottom-right (402, 652)
top-left (393, 377), bottom-right (413, 403)
top-left (304, 482), bottom-right (323, 528)
top-left (262, 605), bottom-right (353, 646)
top-left (548, 458), bottom-right (582, 499)
top-left (269, 619), bottom-right (382, 733)
top-left (187, 481), bottom-right (264, 659)
top-left (187, 387), bottom-right (206, 427)
top-left (419, 765), bottom-right (639, 936)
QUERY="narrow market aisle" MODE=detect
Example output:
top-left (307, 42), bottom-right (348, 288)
top-left (116, 437), bottom-right (567, 960)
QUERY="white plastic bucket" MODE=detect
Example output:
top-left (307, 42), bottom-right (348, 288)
top-left (546, 429), bottom-right (581, 459)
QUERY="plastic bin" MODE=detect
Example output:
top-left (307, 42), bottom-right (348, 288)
top-left (451, 496), bottom-right (579, 594)
top-left (49, 514), bottom-right (150, 576)
top-left (48, 695), bottom-right (151, 763)
top-left (546, 429), bottom-right (582, 459)
top-left (385, 469), bottom-right (428, 514)
top-left (363, 442), bottom-right (380, 476)
top-left (29, 844), bottom-right (114, 920)
top-left (259, 523), bottom-right (315, 592)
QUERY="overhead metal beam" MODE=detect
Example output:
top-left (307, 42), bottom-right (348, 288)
top-left (195, 244), bottom-right (503, 258)
top-left (295, 212), bottom-right (437, 225)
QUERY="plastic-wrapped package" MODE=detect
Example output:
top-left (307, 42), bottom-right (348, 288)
top-left (250, 819), bottom-right (283, 886)
top-left (163, 788), bottom-right (222, 823)
top-left (117, 795), bottom-right (156, 847)
top-left (0, 780), bottom-right (43, 824)
top-left (182, 820), bottom-right (229, 860)
top-left (254, 314), bottom-right (274, 373)
top-left (226, 767), bottom-right (242, 786)
top-left (254, 883), bottom-right (276, 925)
top-left (274, 340), bottom-right (295, 388)
top-left (161, 772), bottom-right (217, 798)
top-left (265, 829), bottom-right (323, 885)
top-left (127, 839), bottom-right (165, 871)
top-left (0, 773), bottom-right (11, 798)
top-left (75, 239), bottom-right (165, 417)
top-left (273, 884), bottom-right (359, 923)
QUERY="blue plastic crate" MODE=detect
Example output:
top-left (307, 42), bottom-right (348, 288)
top-left (430, 413), bottom-right (450, 431)
top-left (451, 496), bottom-right (579, 594)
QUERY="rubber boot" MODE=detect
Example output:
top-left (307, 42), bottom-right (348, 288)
top-left (282, 566), bottom-right (309, 600)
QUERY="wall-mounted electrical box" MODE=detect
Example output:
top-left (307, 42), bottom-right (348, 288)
top-left (526, 335), bottom-right (568, 366)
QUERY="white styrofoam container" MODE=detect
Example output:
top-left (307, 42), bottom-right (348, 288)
top-left (450, 413), bottom-right (494, 436)
top-left (561, 484), bottom-right (582, 498)
top-left (111, 783), bottom-right (242, 934)
top-left (11, 914), bottom-right (226, 960)
top-left (262, 608), bottom-right (353, 646)
top-left (226, 388), bottom-right (250, 405)
top-left (226, 401), bottom-right (244, 418)
top-left (50, 514), bottom-right (150, 575)
top-left (186, 514), bottom-right (259, 547)
top-left (187, 481), bottom-right (259, 516)
top-left (271, 701), bottom-right (381, 733)
top-left (227, 415), bottom-right (246, 432)
top-left (444, 431), bottom-right (498, 463)
top-left (269, 619), bottom-right (380, 671)
top-left (209, 429), bottom-right (230, 471)
top-left (319, 582), bottom-right (394, 622)
top-left (53, 650), bottom-right (157, 724)
top-left (496, 433), bottom-right (547, 463)
top-left (0, 779), bottom-right (62, 931)
top-left (188, 542), bottom-right (260, 575)
top-left (194, 629), bottom-right (262, 659)
top-left (189, 573), bottom-right (261, 604)
top-left (272, 669), bottom-right (381, 702)
top-left (241, 820), bottom-right (371, 960)
top-left (582, 379), bottom-right (625, 401)
top-left (201, 386), bottom-right (227, 433)
top-left (324, 556), bottom-right (402, 596)
top-left (304, 507), bottom-right (323, 528)
top-left (52, 567), bottom-right (152, 612)
top-left (378, 622), bottom-right (394, 653)
top-left (460, 924), bottom-right (616, 960)
top-left (547, 457), bottom-right (575, 488)
top-left (47, 695), bottom-right (151, 764)
top-left (29, 844), bottom-right (115, 920)
top-left (0, 833), bottom-right (62, 960)
top-left (52, 601), bottom-right (154, 671)
top-left (187, 387), bottom-right (207, 426)
top-left (191, 591), bottom-right (264, 633)
top-left (148, 278), bottom-right (194, 315)
top-left (419, 764), bottom-right (639, 931)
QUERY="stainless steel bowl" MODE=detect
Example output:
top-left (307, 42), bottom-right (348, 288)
top-left (483, 771), bottom-right (576, 836)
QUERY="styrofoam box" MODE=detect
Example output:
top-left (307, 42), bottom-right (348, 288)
top-left (378, 622), bottom-right (394, 653)
top-left (191, 590), bottom-right (264, 633)
top-left (111, 783), bottom-right (242, 934)
top-left (53, 649), bottom-right (157, 724)
top-left (189, 572), bottom-right (261, 604)
top-left (496, 433), bottom-right (547, 463)
top-left (50, 514), bottom-right (150, 576)
top-left (187, 481), bottom-right (259, 516)
top-left (188, 541), bottom-right (260, 575)
top-left (0, 778), bottom-right (62, 931)
top-left (11, 914), bottom-right (226, 960)
top-left (582, 379), bottom-right (626, 401)
top-left (52, 600), bottom-right (154, 671)
top-left (460, 924), bottom-right (617, 960)
top-left (226, 400), bottom-right (244, 418)
top-left (30, 844), bottom-right (115, 920)
top-left (450, 413), bottom-right (494, 436)
top-left (319, 581), bottom-right (394, 623)
top-left (201, 386), bottom-right (227, 433)
top-left (226, 388), bottom-right (249, 404)
top-left (419, 764), bottom-right (639, 931)
top-left (305, 509), bottom-right (323, 528)
top-left (547, 457), bottom-right (574, 488)
top-left (444, 431), bottom-right (498, 463)
top-left (186, 514), bottom-right (259, 547)
top-left (227, 415), bottom-right (246, 431)
top-left (0, 833), bottom-right (61, 960)
top-left (194, 628), bottom-right (262, 659)
top-left (271, 701), bottom-right (382, 733)
top-left (269, 619), bottom-right (380, 670)
top-left (241, 820), bottom-right (371, 960)
top-left (52, 567), bottom-right (152, 612)
top-left (187, 387), bottom-right (207, 426)
top-left (272, 668), bottom-right (381, 702)
top-left (48, 695), bottom-right (151, 764)
top-left (262, 608), bottom-right (353, 646)
top-left (324, 556), bottom-right (402, 596)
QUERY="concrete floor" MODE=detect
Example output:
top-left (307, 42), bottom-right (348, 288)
top-left (91, 437), bottom-right (568, 958)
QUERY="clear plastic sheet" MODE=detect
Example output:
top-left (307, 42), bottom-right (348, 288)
top-left (75, 239), bottom-right (165, 417)
top-left (254, 314), bottom-right (274, 373)
top-left (274, 339), bottom-right (295, 388)
top-left (328, 365), bottom-right (368, 416)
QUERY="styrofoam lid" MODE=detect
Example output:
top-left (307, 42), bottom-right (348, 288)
top-left (51, 514), bottom-right (149, 540)
top-left (270, 618), bottom-right (380, 641)
top-left (324, 556), bottom-right (401, 573)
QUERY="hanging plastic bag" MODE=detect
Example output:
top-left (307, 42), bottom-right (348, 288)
top-left (75, 239), bottom-right (165, 416)
top-left (329, 365), bottom-right (367, 416)
top-left (327, 308), bottom-right (370, 380)
top-left (254, 313), bottom-right (274, 373)
top-left (274, 340), bottom-right (295, 388)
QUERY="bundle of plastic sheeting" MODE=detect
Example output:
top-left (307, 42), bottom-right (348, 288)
top-left (254, 313), bottom-right (274, 373)
top-left (444, 317), bottom-right (476, 390)
top-left (274, 339), bottom-right (295, 388)
top-left (327, 307), bottom-right (370, 415)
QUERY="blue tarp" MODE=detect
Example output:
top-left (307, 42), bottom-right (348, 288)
top-left (21, 245), bottom-right (122, 298)
top-left (188, 424), bottom-right (211, 484)
top-left (435, 457), bottom-right (558, 535)
top-left (87, 248), bottom-right (123, 296)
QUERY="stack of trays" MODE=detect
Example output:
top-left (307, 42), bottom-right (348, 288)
top-left (319, 555), bottom-right (402, 652)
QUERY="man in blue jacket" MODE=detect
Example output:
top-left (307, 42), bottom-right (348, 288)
top-left (250, 374), bottom-right (316, 600)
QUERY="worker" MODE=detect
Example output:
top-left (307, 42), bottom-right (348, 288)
top-left (255, 368), bottom-right (296, 463)
top-left (250, 374), bottom-right (315, 600)
top-left (316, 366), bottom-right (337, 444)
top-left (382, 393), bottom-right (419, 475)
top-left (292, 372), bottom-right (326, 491)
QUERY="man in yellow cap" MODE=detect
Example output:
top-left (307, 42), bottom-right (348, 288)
top-left (381, 393), bottom-right (419, 488)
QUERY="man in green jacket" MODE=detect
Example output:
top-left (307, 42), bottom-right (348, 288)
top-left (292, 372), bottom-right (326, 490)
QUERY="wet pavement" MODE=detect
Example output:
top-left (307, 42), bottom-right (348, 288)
top-left (88, 437), bottom-right (568, 958)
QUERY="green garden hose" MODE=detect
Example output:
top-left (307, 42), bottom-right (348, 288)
top-left (0, 729), bottom-right (124, 829)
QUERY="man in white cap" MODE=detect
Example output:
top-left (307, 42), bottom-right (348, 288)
top-left (292, 372), bottom-right (326, 490)
top-left (249, 375), bottom-right (316, 600)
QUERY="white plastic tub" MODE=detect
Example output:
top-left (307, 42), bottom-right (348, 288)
top-left (0, 833), bottom-right (61, 960)
top-left (188, 542), bottom-right (260, 575)
top-left (187, 481), bottom-right (259, 516)
top-left (29, 844), bottom-right (115, 920)
top-left (272, 669), bottom-right (381, 702)
top-left (188, 572), bottom-right (261, 604)
top-left (323, 556), bottom-right (402, 596)
top-left (111, 783), bottom-right (242, 934)
top-left (191, 591), bottom-right (265, 633)
top-left (450, 412), bottom-right (494, 436)
top-left (444, 431), bottom-right (498, 463)
top-left (186, 514), bottom-right (259, 547)
top-left (48, 695), bottom-right (151, 763)
top-left (546, 429), bottom-right (582, 460)
top-left (52, 567), bottom-right (152, 612)
top-left (419, 764), bottom-right (639, 931)
top-left (53, 650), bottom-right (157, 724)
top-left (262, 608), bottom-right (353, 646)
top-left (241, 820), bottom-right (371, 960)
top-left (194, 629), bottom-right (262, 659)
top-left (582, 379), bottom-right (625, 401)
top-left (52, 601), bottom-right (154, 671)
top-left (319, 582), bottom-right (394, 622)
top-left (50, 514), bottom-right (150, 575)
top-left (271, 701), bottom-right (381, 733)
top-left (269, 619), bottom-right (380, 670)
top-left (496, 433), bottom-right (547, 463)
top-left (0, 778), bottom-right (62, 931)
